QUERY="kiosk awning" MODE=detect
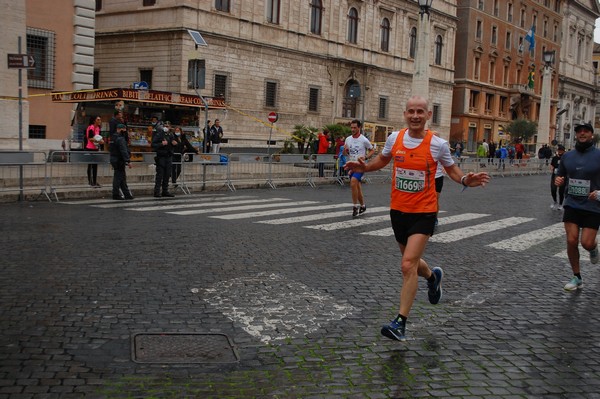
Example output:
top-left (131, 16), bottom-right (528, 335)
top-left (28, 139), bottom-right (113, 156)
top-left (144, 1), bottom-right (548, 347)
top-left (51, 88), bottom-right (226, 109)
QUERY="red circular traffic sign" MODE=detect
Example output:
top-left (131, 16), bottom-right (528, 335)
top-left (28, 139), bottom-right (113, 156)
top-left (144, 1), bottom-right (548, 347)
top-left (268, 112), bottom-right (278, 123)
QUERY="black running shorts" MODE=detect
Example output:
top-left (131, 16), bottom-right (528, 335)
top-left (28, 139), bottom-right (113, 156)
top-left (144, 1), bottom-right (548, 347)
top-left (435, 176), bottom-right (444, 193)
top-left (563, 206), bottom-right (600, 230)
top-left (390, 209), bottom-right (437, 246)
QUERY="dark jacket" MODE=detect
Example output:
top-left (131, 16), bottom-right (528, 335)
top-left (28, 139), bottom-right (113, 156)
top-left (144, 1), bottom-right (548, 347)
top-left (173, 133), bottom-right (199, 161)
top-left (109, 132), bottom-right (130, 167)
top-left (210, 125), bottom-right (223, 144)
top-left (152, 127), bottom-right (174, 157)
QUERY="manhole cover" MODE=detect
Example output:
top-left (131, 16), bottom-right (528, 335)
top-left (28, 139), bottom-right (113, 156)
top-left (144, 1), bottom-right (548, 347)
top-left (131, 333), bottom-right (239, 364)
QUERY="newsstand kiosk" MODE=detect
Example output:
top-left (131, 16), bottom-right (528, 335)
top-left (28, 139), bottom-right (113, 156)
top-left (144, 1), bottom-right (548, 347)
top-left (52, 88), bottom-right (226, 159)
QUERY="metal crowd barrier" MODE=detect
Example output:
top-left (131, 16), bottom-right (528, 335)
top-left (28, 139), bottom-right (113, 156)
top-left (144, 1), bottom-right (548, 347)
top-left (47, 150), bottom-right (166, 201)
top-left (456, 157), bottom-right (551, 177)
top-left (4, 150), bottom-right (554, 202)
top-left (179, 152), bottom-right (231, 193)
top-left (225, 153), bottom-right (271, 190)
top-left (0, 151), bottom-right (51, 201)
top-left (268, 154), bottom-right (315, 188)
top-left (313, 154), bottom-right (340, 185)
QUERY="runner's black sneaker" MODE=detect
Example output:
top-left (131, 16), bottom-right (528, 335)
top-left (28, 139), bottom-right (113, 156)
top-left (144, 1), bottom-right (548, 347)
top-left (381, 318), bottom-right (406, 341)
top-left (359, 205), bottom-right (366, 215)
top-left (427, 267), bottom-right (444, 304)
top-left (352, 206), bottom-right (359, 218)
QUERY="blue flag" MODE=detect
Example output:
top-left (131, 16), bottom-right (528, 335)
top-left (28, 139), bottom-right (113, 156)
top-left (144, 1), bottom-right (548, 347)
top-left (525, 25), bottom-right (535, 54)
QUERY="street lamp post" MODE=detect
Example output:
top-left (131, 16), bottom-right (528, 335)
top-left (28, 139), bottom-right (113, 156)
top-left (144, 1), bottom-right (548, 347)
top-left (412, 0), bottom-right (433, 97)
top-left (536, 50), bottom-right (555, 154)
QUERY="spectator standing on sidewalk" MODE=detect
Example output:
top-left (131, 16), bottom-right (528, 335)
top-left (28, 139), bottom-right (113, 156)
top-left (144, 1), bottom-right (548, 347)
top-left (488, 141), bottom-right (496, 166)
top-left (550, 144), bottom-right (566, 211)
top-left (343, 119), bottom-right (375, 218)
top-left (344, 96), bottom-right (490, 342)
top-left (202, 120), bottom-right (212, 153)
top-left (172, 126), bottom-right (199, 186)
top-left (477, 141), bottom-right (487, 167)
top-left (454, 141), bottom-right (463, 158)
top-left (85, 115), bottom-right (104, 187)
top-left (152, 123), bottom-right (177, 198)
top-left (497, 145), bottom-right (508, 170)
top-left (317, 128), bottom-right (331, 177)
top-left (555, 123), bottom-right (600, 291)
top-left (210, 119), bottom-right (224, 154)
top-left (109, 123), bottom-right (133, 200)
top-left (515, 139), bottom-right (525, 160)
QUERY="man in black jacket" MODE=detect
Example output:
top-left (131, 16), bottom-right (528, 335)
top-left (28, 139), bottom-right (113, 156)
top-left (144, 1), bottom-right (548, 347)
top-left (210, 118), bottom-right (224, 153)
top-left (109, 124), bottom-right (133, 200)
top-left (152, 123), bottom-right (177, 197)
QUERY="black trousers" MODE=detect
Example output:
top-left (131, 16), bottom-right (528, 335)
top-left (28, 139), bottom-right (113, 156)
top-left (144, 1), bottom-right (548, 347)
top-left (172, 154), bottom-right (182, 183)
top-left (112, 163), bottom-right (131, 198)
top-left (154, 156), bottom-right (172, 194)
top-left (87, 164), bottom-right (98, 185)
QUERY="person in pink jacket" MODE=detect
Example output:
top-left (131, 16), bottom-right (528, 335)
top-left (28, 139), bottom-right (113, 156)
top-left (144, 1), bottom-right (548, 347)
top-left (85, 115), bottom-right (104, 187)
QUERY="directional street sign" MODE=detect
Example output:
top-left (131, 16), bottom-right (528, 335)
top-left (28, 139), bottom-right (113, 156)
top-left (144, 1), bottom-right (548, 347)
top-left (7, 54), bottom-right (35, 69)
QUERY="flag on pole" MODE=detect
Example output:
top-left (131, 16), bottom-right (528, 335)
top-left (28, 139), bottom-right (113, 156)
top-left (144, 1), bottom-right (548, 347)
top-left (524, 25), bottom-right (535, 54)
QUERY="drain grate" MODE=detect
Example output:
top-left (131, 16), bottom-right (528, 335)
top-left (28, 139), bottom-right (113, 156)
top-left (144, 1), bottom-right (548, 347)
top-left (131, 333), bottom-right (239, 364)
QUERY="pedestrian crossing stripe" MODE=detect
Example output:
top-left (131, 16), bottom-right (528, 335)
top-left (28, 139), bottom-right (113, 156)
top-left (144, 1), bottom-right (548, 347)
top-left (128, 197), bottom-right (287, 212)
top-left (362, 212), bottom-right (489, 237)
top-left (169, 200), bottom-right (320, 216)
top-left (429, 216), bottom-right (534, 243)
top-left (306, 214), bottom-right (390, 231)
top-left (487, 222), bottom-right (564, 251)
top-left (61, 194), bottom-right (229, 207)
top-left (210, 202), bottom-right (342, 220)
top-left (60, 196), bottom-right (590, 260)
top-left (257, 206), bottom-right (390, 225)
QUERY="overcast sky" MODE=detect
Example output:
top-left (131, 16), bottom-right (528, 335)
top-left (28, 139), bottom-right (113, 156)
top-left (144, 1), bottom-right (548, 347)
top-left (596, 18), bottom-right (600, 43)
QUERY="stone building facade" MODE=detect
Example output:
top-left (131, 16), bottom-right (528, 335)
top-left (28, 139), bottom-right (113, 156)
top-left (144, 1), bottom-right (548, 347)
top-left (94, 0), bottom-right (458, 148)
top-left (451, 0), bottom-right (563, 152)
top-left (555, 0), bottom-right (600, 149)
top-left (0, 0), bottom-right (95, 150)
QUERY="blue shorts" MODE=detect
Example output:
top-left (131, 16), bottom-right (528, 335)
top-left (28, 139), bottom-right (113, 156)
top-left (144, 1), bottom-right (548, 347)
top-left (349, 171), bottom-right (364, 181)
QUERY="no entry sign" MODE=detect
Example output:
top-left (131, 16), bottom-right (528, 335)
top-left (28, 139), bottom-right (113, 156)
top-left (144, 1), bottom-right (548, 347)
top-left (268, 112), bottom-right (278, 123)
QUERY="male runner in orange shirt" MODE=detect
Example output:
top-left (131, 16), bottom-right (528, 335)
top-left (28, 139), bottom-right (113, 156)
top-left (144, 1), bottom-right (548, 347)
top-left (345, 96), bottom-right (490, 341)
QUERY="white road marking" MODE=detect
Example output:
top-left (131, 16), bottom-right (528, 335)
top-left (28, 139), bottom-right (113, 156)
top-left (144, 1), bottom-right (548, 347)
top-left (127, 197), bottom-right (283, 212)
top-left (211, 202), bottom-right (341, 220)
top-left (487, 222), bottom-right (565, 251)
top-left (362, 212), bottom-right (490, 237)
top-left (257, 206), bottom-right (390, 225)
top-left (170, 200), bottom-right (319, 216)
top-left (429, 216), bottom-right (534, 243)
top-left (60, 194), bottom-right (226, 206)
top-left (305, 215), bottom-right (390, 231)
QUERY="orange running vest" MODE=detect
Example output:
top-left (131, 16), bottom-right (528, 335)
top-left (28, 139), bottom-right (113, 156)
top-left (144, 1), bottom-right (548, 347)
top-left (390, 129), bottom-right (438, 213)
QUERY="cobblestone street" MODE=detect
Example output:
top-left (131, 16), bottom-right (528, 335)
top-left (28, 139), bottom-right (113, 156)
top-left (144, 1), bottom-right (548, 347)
top-left (2, 174), bottom-right (600, 398)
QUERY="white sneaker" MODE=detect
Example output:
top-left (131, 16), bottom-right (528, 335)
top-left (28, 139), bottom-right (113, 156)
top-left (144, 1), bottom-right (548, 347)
top-left (557, 205), bottom-right (563, 211)
top-left (590, 246), bottom-right (599, 265)
top-left (564, 276), bottom-right (583, 291)
top-left (550, 203), bottom-right (557, 210)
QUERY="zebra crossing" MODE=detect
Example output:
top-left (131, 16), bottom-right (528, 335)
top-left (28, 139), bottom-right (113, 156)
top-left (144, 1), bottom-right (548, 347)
top-left (60, 194), bottom-right (585, 260)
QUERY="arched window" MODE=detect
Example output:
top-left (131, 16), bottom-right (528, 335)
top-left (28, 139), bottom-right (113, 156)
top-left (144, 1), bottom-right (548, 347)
top-left (347, 8), bottom-right (358, 44)
top-left (343, 80), bottom-right (360, 118)
top-left (380, 18), bottom-right (390, 52)
top-left (434, 35), bottom-right (443, 65)
top-left (409, 27), bottom-right (417, 58)
top-left (310, 0), bottom-right (323, 35)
